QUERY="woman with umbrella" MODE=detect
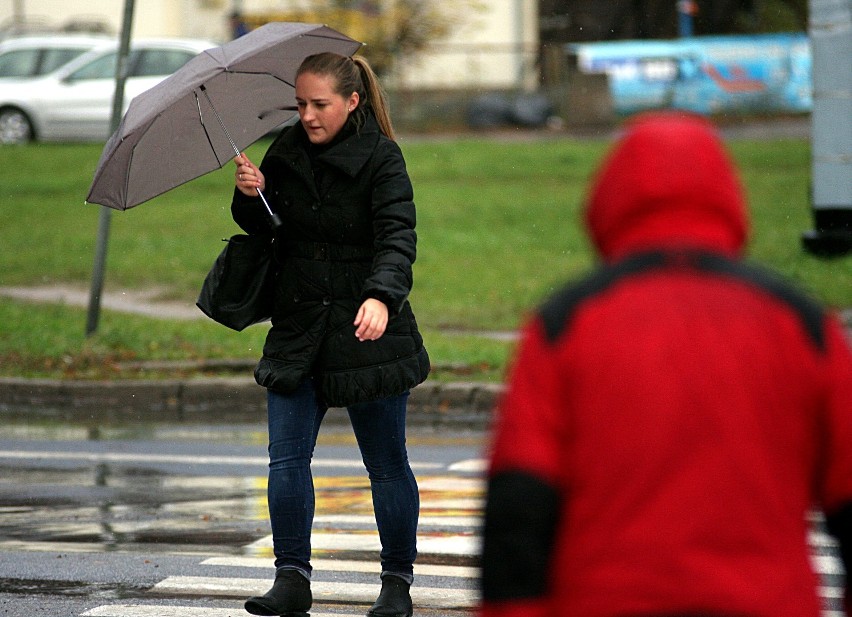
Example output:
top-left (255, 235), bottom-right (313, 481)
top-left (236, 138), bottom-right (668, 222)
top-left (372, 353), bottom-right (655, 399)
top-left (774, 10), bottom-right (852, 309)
top-left (232, 52), bottom-right (429, 617)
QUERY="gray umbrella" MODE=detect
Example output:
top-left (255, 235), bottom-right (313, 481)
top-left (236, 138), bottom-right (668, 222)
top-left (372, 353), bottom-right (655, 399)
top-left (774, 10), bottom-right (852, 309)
top-left (86, 22), bottom-right (362, 214)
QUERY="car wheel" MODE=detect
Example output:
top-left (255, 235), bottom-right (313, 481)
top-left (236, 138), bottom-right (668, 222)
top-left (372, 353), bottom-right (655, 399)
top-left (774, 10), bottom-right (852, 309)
top-left (0, 107), bottom-right (34, 145)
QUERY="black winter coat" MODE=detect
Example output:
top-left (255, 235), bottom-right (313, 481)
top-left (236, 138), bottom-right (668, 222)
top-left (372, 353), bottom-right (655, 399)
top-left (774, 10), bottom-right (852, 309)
top-left (231, 113), bottom-right (430, 407)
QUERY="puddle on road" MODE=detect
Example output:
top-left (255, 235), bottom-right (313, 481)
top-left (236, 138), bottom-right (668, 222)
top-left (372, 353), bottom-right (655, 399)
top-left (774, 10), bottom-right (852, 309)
top-left (0, 577), bottom-right (146, 599)
top-left (0, 460), bottom-right (381, 556)
top-left (0, 462), bottom-right (268, 555)
top-left (0, 444), bottom-right (484, 559)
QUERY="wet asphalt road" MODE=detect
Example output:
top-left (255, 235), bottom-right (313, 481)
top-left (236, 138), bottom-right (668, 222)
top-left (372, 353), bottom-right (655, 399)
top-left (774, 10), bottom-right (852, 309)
top-left (0, 421), bottom-right (486, 616)
top-left (0, 419), bottom-right (845, 616)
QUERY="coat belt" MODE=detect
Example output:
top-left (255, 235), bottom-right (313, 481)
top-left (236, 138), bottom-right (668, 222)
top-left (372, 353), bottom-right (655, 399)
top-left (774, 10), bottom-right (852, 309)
top-left (282, 240), bottom-right (374, 262)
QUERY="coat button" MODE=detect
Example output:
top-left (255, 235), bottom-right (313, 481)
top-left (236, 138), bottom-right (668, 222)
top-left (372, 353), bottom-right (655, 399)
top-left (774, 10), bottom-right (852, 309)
top-left (322, 297), bottom-right (331, 306)
top-left (311, 202), bottom-right (319, 211)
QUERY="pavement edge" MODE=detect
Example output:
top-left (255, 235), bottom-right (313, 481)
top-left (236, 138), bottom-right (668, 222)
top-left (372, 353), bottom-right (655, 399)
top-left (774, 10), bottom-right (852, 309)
top-left (0, 377), bottom-right (500, 431)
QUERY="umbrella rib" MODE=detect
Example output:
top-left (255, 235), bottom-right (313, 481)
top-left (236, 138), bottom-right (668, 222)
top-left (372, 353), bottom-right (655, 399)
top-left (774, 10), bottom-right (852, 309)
top-left (194, 90), bottom-right (225, 168)
top-left (306, 33), bottom-right (362, 45)
top-left (259, 105), bottom-right (298, 120)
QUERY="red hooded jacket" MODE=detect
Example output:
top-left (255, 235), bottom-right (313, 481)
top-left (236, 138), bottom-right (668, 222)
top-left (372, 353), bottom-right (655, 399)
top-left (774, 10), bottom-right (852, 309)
top-left (480, 112), bottom-right (852, 617)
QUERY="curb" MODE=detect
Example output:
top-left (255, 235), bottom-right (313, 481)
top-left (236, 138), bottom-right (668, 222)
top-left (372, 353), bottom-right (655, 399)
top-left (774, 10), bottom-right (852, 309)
top-left (1, 320), bottom-right (848, 432)
top-left (0, 377), bottom-right (501, 431)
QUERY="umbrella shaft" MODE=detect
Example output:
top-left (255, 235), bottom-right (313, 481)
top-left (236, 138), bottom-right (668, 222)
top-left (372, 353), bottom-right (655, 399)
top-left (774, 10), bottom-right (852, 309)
top-left (197, 86), bottom-right (279, 228)
top-left (256, 187), bottom-right (274, 216)
top-left (199, 85), bottom-right (241, 158)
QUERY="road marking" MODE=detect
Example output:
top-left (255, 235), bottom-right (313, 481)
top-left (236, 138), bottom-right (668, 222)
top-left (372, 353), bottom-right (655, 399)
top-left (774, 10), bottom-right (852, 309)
top-left (0, 540), bottom-right (215, 556)
top-left (819, 585), bottom-right (844, 599)
top-left (202, 556), bottom-right (479, 578)
top-left (0, 449), bottom-right (442, 470)
top-left (809, 528), bottom-right (840, 547)
top-left (418, 476), bottom-right (483, 491)
top-left (448, 458), bottom-right (487, 473)
top-left (811, 554), bottom-right (844, 575)
top-left (152, 576), bottom-right (477, 608)
top-left (420, 498), bottom-right (484, 510)
top-left (246, 532), bottom-right (480, 556)
top-left (314, 513), bottom-right (482, 528)
top-left (84, 606), bottom-right (363, 617)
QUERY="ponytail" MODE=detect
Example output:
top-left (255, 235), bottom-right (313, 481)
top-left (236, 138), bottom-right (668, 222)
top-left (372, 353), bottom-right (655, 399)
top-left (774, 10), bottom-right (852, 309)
top-left (297, 52), bottom-right (396, 141)
top-left (351, 56), bottom-right (395, 141)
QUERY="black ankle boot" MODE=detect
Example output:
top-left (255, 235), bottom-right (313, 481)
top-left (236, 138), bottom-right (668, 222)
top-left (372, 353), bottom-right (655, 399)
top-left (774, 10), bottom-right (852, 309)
top-left (366, 574), bottom-right (413, 617)
top-left (244, 569), bottom-right (312, 616)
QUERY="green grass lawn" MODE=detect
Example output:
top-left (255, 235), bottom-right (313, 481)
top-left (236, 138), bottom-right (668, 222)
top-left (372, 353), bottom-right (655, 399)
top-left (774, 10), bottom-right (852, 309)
top-left (0, 134), bottom-right (848, 381)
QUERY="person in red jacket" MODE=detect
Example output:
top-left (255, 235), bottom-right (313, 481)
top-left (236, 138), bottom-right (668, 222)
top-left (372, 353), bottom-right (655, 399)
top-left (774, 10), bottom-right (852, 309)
top-left (480, 111), bottom-right (852, 617)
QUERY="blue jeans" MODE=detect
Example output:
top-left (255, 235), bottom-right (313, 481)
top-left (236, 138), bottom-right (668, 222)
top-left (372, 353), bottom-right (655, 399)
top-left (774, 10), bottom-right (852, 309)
top-left (266, 379), bottom-right (419, 581)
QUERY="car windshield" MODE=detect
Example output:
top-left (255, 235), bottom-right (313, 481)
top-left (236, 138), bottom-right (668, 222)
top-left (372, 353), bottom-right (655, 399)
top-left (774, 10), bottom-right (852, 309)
top-left (134, 49), bottom-right (197, 77)
top-left (0, 47), bottom-right (88, 77)
top-left (66, 48), bottom-right (199, 81)
top-left (66, 51), bottom-right (118, 80)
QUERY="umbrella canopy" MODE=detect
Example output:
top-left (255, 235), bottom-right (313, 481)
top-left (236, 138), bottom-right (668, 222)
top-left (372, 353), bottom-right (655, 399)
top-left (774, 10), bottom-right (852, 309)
top-left (86, 22), bottom-right (362, 211)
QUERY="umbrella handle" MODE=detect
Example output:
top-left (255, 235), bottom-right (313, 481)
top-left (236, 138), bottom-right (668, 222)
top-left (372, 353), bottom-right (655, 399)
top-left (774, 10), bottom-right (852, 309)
top-left (256, 187), bottom-right (282, 229)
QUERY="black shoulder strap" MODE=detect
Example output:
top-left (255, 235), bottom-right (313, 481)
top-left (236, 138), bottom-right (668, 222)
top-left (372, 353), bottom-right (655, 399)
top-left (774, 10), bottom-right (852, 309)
top-left (539, 250), bottom-right (826, 353)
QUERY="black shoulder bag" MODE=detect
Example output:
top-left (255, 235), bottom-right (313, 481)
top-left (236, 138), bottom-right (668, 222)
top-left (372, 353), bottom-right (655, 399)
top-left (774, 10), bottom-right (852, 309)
top-left (196, 234), bottom-right (275, 331)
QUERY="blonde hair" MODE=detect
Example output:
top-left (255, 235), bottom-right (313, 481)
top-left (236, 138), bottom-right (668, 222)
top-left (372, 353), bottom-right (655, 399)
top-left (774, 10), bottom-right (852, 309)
top-left (296, 52), bottom-right (395, 140)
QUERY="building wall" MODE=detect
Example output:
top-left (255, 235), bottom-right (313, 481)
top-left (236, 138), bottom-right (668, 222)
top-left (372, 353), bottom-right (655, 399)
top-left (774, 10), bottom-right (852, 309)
top-left (390, 0), bottom-right (538, 90)
top-left (0, 0), bottom-right (235, 42)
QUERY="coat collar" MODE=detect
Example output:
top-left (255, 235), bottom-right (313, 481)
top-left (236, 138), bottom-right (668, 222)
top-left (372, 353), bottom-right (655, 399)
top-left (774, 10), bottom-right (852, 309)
top-left (271, 111), bottom-right (382, 178)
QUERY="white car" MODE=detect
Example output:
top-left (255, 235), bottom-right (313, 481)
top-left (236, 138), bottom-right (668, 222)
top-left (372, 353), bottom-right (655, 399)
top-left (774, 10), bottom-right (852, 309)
top-left (0, 37), bottom-right (216, 144)
top-left (0, 34), bottom-right (112, 79)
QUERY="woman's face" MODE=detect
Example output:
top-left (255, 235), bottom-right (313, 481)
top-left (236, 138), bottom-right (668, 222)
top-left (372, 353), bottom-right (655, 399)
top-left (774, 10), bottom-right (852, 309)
top-left (295, 72), bottom-right (359, 145)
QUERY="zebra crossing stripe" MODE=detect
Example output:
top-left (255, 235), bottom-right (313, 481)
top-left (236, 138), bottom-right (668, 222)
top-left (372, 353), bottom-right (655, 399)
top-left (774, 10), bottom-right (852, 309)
top-left (202, 556), bottom-right (479, 578)
top-left (809, 528), bottom-right (839, 547)
top-left (83, 606), bottom-right (366, 617)
top-left (818, 585), bottom-right (845, 599)
top-left (811, 554), bottom-right (845, 575)
top-left (417, 476), bottom-right (483, 491)
top-left (448, 458), bottom-right (487, 473)
top-left (246, 532), bottom-right (481, 556)
top-left (152, 576), bottom-right (478, 608)
top-left (314, 513), bottom-right (482, 528)
top-left (0, 450), bottom-right (444, 470)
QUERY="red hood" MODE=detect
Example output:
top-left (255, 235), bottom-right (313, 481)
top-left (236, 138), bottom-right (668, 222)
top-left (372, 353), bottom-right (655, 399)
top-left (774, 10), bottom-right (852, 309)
top-left (585, 112), bottom-right (749, 261)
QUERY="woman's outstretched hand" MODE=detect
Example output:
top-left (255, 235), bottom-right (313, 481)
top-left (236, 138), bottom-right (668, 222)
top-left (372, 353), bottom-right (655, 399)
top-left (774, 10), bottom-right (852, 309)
top-left (354, 298), bottom-right (388, 341)
top-left (234, 153), bottom-right (265, 196)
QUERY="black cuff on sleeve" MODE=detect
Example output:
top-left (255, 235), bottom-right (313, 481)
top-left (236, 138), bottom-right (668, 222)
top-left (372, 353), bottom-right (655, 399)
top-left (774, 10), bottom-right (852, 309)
top-left (481, 469), bottom-right (562, 602)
